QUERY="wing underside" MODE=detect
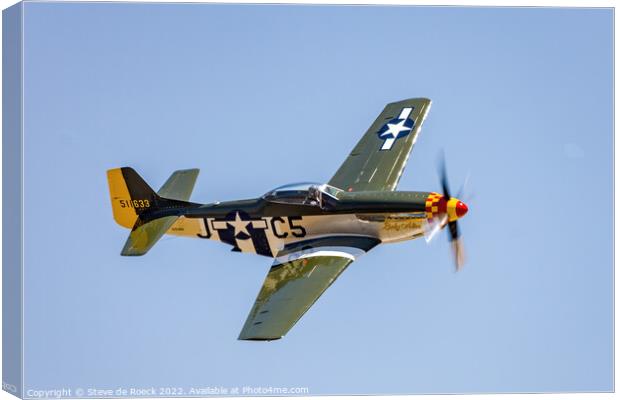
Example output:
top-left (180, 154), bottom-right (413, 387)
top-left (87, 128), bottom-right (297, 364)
top-left (238, 236), bottom-right (380, 340)
top-left (329, 98), bottom-right (432, 192)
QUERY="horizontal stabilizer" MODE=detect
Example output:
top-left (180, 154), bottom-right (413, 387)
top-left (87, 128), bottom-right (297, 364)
top-left (121, 216), bottom-right (179, 256)
top-left (157, 169), bottom-right (200, 201)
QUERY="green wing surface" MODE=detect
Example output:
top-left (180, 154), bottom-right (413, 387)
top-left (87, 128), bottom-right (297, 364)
top-left (157, 169), bottom-right (200, 201)
top-left (238, 236), bottom-right (380, 340)
top-left (329, 98), bottom-right (432, 192)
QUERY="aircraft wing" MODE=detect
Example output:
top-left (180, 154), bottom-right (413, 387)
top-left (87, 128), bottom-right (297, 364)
top-left (238, 236), bottom-right (379, 340)
top-left (328, 98), bottom-right (432, 192)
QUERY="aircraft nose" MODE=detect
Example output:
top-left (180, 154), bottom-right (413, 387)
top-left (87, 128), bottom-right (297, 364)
top-left (455, 200), bottom-right (468, 218)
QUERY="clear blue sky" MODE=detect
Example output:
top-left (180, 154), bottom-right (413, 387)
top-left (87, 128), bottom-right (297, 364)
top-left (22, 3), bottom-right (612, 395)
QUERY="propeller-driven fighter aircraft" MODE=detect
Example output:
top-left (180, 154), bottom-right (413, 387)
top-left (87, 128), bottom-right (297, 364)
top-left (107, 98), bottom-right (469, 341)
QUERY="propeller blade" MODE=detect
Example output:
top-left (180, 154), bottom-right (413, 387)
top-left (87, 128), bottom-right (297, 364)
top-left (438, 151), bottom-right (451, 199)
top-left (436, 150), bottom-right (468, 271)
top-left (456, 171), bottom-right (471, 199)
top-left (448, 220), bottom-right (460, 241)
top-left (448, 220), bottom-right (464, 271)
top-left (451, 237), bottom-right (466, 271)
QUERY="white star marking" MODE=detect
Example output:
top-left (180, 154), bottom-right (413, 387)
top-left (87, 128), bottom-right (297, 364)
top-left (380, 119), bottom-right (411, 139)
top-left (379, 119), bottom-right (412, 150)
top-left (228, 212), bottom-right (251, 237)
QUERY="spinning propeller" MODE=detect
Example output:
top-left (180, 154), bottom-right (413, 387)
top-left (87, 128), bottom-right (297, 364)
top-left (426, 152), bottom-right (469, 271)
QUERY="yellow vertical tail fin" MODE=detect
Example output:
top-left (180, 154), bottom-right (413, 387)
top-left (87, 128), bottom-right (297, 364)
top-left (107, 168), bottom-right (154, 229)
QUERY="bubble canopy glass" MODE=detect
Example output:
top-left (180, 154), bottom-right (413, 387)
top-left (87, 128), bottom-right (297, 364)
top-left (262, 182), bottom-right (342, 204)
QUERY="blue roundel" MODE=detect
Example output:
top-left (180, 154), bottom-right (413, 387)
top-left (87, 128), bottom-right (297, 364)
top-left (377, 117), bottom-right (415, 143)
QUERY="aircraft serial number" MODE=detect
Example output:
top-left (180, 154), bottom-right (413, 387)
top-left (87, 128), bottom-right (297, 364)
top-left (119, 199), bottom-right (151, 208)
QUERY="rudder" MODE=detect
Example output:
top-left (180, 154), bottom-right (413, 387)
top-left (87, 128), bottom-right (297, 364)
top-left (107, 167), bottom-right (158, 229)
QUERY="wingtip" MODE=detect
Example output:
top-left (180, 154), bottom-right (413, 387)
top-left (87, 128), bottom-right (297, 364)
top-left (176, 168), bottom-right (200, 175)
top-left (388, 97), bottom-right (432, 107)
top-left (238, 331), bottom-right (284, 341)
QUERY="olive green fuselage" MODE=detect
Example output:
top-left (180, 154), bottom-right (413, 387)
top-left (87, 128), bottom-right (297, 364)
top-left (184, 190), bottom-right (429, 217)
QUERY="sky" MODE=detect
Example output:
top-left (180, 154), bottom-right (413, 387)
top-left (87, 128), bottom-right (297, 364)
top-left (20, 2), bottom-right (612, 396)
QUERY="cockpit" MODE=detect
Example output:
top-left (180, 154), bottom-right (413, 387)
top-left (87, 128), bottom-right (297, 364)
top-left (262, 182), bottom-right (342, 208)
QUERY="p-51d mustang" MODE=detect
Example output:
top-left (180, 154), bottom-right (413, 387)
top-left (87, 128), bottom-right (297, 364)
top-left (107, 98), bottom-right (469, 341)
